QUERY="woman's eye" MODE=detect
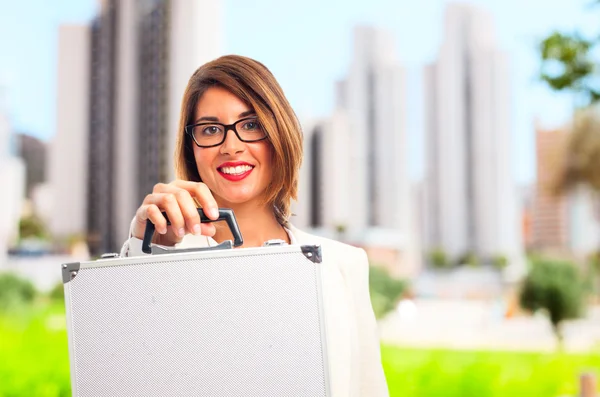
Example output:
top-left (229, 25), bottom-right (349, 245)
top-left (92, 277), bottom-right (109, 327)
top-left (202, 126), bottom-right (220, 135)
top-left (243, 121), bottom-right (259, 130)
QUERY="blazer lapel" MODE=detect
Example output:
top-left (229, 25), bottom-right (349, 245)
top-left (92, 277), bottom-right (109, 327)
top-left (288, 224), bottom-right (354, 396)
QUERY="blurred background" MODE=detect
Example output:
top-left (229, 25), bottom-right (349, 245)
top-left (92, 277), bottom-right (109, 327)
top-left (1, 0), bottom-right (600, 396)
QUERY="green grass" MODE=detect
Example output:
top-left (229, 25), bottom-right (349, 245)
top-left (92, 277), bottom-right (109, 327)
top-left (1, 305), bottom-right (599, 397)
top-left (0, 304), bottom-right (70, 397)
top-left (382, 345), bottom-right (600, 397)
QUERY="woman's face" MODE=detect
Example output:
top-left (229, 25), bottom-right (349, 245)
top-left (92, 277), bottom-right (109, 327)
top-left (192, 86), bottom-right (273, 207)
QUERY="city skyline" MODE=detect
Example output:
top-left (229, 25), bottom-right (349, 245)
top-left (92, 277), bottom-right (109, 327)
top-left (0, 1), bottom-right (598, 260)
top-left (0, 0), bottom-right (597, 186)
top-left (423, 3), bottom-right (523, 263)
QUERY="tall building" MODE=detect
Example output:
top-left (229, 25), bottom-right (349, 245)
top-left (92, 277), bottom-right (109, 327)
top-left (299, 111), bottom-right (352, 232)
top-left (567, 187), bottom-right (599, 255)
top-left (80, 0), bottom-right (221, 255)
top-left (531, 124), bottom-right (569, 250)
top-left (296, 27), bottom-right (421, 275)
top-left (0, 87), bottom-right (26, 262)
top-left (137, 0), bottom-right (169, 207)
top-left (15, 133), bottom-right (47, 198)
top-left (423, 3), bottom-right (522, 265)
top-left (335, 26), bottom-right (410, 235)
top-left (531, 123), bottom-right (600, 256)
top-left (50, 24), bottom-right (90, 242)
top-left (114, 0), bottom-right (141, 254)
top-left (87, 6), bottom-right (116, 255)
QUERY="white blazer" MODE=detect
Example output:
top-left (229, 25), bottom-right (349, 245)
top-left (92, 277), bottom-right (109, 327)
top-left (120, 223), bottom-right (389, 397)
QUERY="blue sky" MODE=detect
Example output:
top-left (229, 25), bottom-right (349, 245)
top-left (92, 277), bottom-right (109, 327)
top-left (0, 0), bottom-right (596, 184)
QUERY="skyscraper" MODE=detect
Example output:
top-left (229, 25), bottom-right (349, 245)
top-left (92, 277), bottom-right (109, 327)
top-left (567, 187), bottom-right (599, 255)
top-left (531, 124), bottom-right (569, 250)
top-left (53, 0), bottom-right (221, 256)
top-left (300, 111), bottom-right (352, 232)
top-left (50, 24), bottom-right (90, 242)
top-left (424, 3), bottom-right (522, 264)
top-left (335, 26), bottom-right (410, 235)
top-left (532, 122), bottom-right (600, 255)
top-left (296, 26), bottom-right (421, 274)
top-left (87, 3), bottom-right (117, 255)
top-left (0, 88), bottom-right (25, 262)
top-left (15, 133), bottom-right (47, 199)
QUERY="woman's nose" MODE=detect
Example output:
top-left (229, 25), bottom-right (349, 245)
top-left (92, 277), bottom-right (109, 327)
top-left (219, 128), bottom-right (245, 155)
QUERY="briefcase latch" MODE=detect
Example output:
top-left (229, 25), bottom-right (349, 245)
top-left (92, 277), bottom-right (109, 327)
top-left (151, 240), bottom-right (234, 255)
top-left (262, 239), bottom-right (288, 247)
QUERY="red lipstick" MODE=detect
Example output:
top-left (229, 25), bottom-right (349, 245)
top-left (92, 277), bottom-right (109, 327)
top-left (217, 161), bottom-right (254, 182)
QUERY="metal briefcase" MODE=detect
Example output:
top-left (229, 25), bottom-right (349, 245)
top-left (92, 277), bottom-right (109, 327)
top-left (62, 209), bottom-right (330, 396)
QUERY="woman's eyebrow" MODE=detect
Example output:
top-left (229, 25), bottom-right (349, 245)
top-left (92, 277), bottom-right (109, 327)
top-left (238, 110), bottom-right (256, 118)
top-left (195, 116), bottom-right (219, 123)
top-left (194, 110), bottom-right (256, 124)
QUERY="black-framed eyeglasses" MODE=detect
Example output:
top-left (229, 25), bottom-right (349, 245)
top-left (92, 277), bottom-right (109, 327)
top-left (185, 117), bottom-right (268, 148)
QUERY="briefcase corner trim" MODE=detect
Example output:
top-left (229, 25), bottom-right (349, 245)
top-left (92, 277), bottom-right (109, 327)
top-left (301, 245), bottom-right (322, 263)
top-left (62, 262), bottom-right (81, 284)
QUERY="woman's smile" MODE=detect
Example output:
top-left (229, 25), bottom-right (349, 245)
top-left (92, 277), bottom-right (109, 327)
top-left (217, 161), bottom-right (255, 181)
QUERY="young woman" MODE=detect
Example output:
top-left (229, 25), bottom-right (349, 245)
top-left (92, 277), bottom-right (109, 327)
top-left (120, 55), bottom-right (389, 396)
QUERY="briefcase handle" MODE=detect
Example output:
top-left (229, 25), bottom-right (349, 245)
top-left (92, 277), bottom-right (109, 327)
top-left (142, 208), bottom-right (244, 254)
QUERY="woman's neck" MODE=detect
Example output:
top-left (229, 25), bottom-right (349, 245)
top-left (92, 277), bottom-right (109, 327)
top-left (212, 200), bottom-right (288, 248)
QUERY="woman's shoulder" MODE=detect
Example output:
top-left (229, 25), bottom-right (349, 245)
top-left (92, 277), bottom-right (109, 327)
top-left (289, 225), bottom-right (371, 296)
top-left (288, 225), bottom-right (367, 263)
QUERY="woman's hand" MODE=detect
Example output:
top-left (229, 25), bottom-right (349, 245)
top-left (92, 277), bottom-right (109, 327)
top-left (131, 180), bottom-right (219, 246)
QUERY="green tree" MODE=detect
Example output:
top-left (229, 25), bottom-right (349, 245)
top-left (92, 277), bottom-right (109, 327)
top-left (334, 223), bottom-right (347, 242)
top-left (368, 265), bottom-right (407, 319)
top-left (428, 248), bottom-right (450, 270)
top-left (537, 0), bottom-right (600, 101)
top-left (552, 108), bottom-right (600, 194)
top-left (0, 272), bottom-right (37, 312)
top-left (587, 251), bottom-right (600, 296)
top-left (455, 251), bottom-right (479, 268)
top-left (492, 254), bottom-right (508, 270)
top-left (519, 259), bottom-right (585, 349)
top-left (49, 282), bottom-right (65, 303)
top-left (19, 215), bottom-right (49, 240)
top-left (539, 31), bottom-right (599, 106)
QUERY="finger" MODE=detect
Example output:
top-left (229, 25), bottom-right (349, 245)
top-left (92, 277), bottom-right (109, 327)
top-left (137, 203), bottom-right (184, 245)
top-left (173, 180), bottom-right (219, 220)
top-left (146, 204), bottom-right (168, 235)
top-left (170, 181), bottom-right (217, 235)
top-left (150, 182), bottom-right (172, 195)
top-left (172, 188), bottom-right (204, 235)
top-left (144, 192), bottom-right (187, 238)
top-left (133, 204), bottom-right (167, 239)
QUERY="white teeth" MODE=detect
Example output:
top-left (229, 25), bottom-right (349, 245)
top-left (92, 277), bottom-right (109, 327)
top-left (220, 165), bottom-right (253, 175)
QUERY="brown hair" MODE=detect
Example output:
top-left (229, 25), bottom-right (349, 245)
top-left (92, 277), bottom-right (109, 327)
top-left (174, 55), bottom-right (303, 226)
